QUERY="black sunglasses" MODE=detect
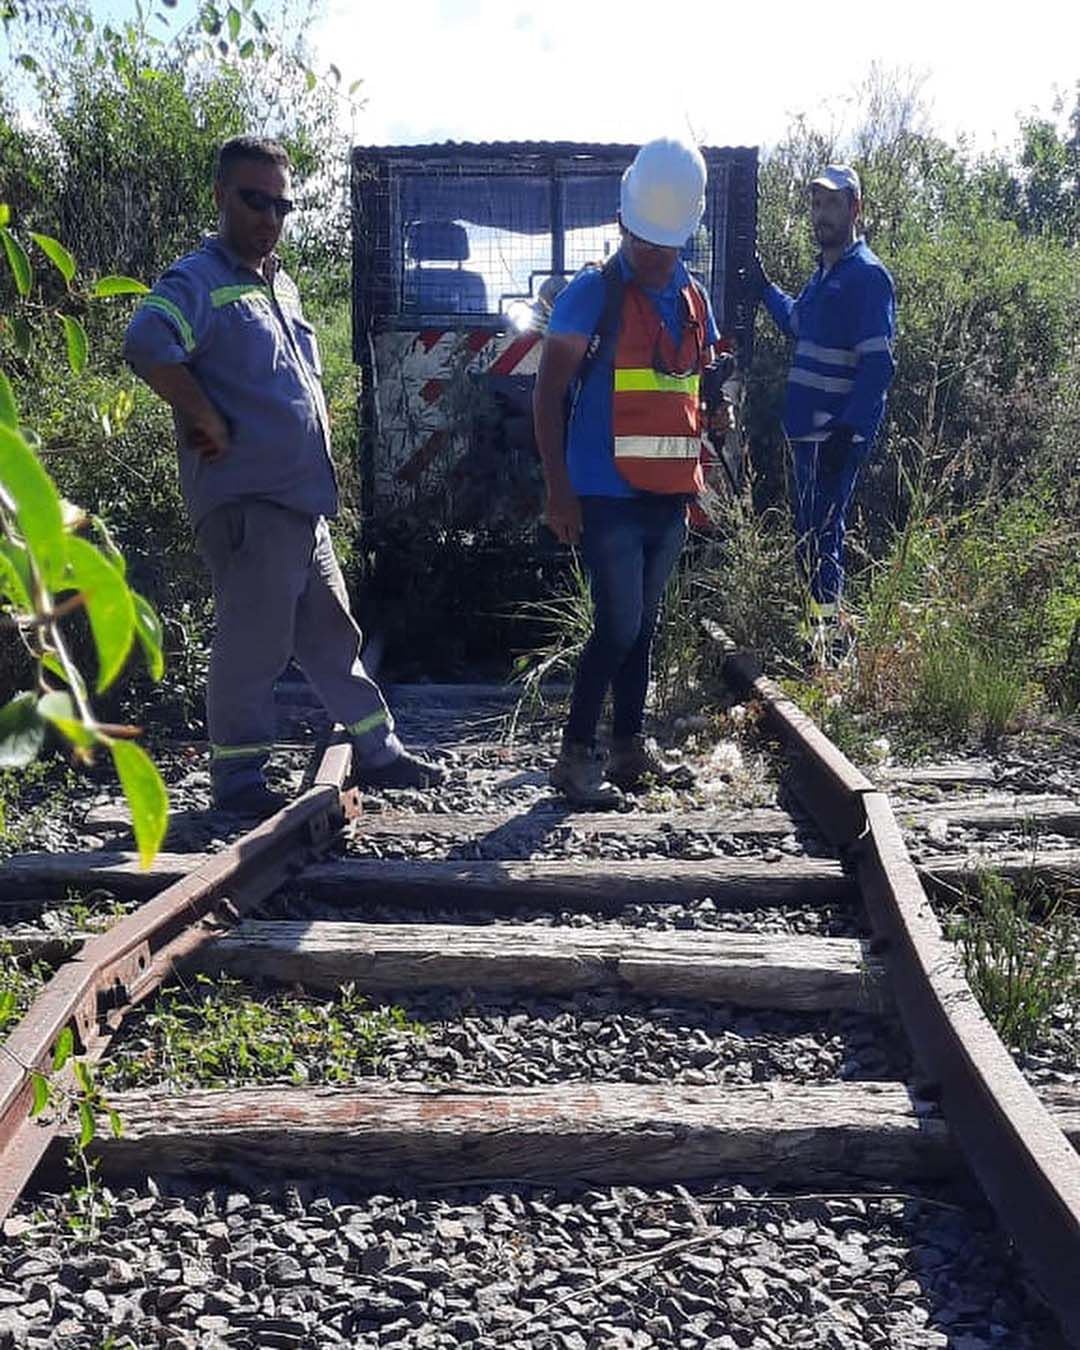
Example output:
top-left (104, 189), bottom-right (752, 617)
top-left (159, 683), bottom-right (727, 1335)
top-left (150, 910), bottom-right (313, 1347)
top-left (235, 187), bottom-right (295, 219)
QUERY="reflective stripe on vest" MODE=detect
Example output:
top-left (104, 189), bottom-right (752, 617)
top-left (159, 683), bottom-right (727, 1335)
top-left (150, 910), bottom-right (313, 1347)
top-left (611, 282), bottom-right (708, 494)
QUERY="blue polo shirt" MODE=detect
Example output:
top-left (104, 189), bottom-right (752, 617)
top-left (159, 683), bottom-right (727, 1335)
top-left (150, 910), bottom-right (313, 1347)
top-left (548, 250), bottom-right (720, 498)
top-left (123, 235), bottom-right (337, 527)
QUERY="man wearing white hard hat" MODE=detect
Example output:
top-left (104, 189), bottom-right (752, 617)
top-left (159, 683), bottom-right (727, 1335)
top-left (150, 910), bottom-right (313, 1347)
top-left (754, 164), bottom-right (896, 662)
top-left (534, 137), bottom-right (727, 806)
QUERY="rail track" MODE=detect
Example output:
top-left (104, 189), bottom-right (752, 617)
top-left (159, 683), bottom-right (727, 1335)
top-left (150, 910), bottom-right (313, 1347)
top-left (1, 647), bottom-right (1079, 1348)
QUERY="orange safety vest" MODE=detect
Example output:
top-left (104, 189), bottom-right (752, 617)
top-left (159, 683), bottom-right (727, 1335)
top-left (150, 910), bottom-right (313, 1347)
top-left (611, 280), bottom-right (709, 494)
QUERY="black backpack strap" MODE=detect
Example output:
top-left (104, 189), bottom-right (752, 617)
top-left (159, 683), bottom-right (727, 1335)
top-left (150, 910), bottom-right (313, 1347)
top-left (577, 254), bottom-right (625, 389)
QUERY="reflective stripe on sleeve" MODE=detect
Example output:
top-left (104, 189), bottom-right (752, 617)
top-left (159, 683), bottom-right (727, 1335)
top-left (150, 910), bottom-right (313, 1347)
top-left (210, 284), bottom-right (271, 308)
top-left (614, 435), bottom-right (701, 460)
top-left (613, 368), bottom-right (701, 395)
top-left (210, 743), bottom-right (272, 761)
top-left (855, 335), bottom-right (893, 355)
top-left (140, 295), bottom-right (196, 353)
top-left (794, 340), bottom-right (858, 368)
top-left (347, 710), bottom-right (390, 737)
top-left (788, 367), bottom-right (855, 395)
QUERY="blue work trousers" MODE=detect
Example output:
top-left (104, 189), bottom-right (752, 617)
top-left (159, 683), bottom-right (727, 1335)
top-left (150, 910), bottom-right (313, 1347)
top-left (791, 439), bottom-right (868, 606)
top-left (565, 494), bottom-right (688, 746)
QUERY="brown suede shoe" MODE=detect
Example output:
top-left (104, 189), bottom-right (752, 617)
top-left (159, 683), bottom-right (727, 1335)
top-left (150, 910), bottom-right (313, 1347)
top-left (549, 739), bottom-right (624, 809)
top-left (607, 735), bottom-right (696, 792)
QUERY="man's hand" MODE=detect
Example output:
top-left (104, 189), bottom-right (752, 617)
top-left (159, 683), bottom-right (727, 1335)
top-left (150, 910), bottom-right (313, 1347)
top-left (747, 252), bottom-right (771, 297)
top-left (544, 484), bottom-right (582, 545)
top-left (818, 424), bottom-right (854, 477)
top-left (183, 406), bottom-right (230, 462)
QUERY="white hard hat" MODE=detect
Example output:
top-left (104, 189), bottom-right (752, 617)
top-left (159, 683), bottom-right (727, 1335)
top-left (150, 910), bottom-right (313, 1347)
top-left (620, 138), bottom-right (707, 248)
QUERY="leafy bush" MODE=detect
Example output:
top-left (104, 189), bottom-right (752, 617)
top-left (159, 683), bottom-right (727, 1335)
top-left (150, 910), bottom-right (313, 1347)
top-left (945, 871), bottom-right (1078, 1055)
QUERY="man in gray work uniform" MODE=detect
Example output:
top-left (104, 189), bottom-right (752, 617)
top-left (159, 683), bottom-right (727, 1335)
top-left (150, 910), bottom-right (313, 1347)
top-left (124, 135), bottom-right (443, 816)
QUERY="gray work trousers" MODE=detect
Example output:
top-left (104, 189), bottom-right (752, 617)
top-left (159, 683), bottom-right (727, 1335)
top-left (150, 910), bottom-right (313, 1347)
top-left (196, 500), bottom-right (397, 799)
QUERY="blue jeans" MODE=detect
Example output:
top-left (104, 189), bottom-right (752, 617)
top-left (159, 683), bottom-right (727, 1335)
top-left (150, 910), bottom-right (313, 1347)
top-left (565, 495), bottom-right (688, 746)
top-left (791, 439), bottom-right (868, 605)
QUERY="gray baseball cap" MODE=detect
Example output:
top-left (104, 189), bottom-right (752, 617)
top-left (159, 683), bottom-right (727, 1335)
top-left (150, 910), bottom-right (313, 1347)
top-left (810, 164), bottom-right (861, 197)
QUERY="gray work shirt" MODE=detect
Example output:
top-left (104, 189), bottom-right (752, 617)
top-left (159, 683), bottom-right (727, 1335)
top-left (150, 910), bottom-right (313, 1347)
top-left (123, 235), bottom-right (338, 527)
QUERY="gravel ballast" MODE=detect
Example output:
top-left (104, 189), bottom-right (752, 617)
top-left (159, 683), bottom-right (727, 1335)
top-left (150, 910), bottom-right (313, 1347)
top-left (0, 1176), bottom-right (1062, 1349)
top-left (102, 986), bottom-right (909, 1094)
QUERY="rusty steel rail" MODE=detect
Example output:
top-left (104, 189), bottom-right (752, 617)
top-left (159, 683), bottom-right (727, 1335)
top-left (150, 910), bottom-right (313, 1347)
top-left (714, 626), bottom-right (1080, 1347)
top-left (0, 735), bottom-right (359, 1219)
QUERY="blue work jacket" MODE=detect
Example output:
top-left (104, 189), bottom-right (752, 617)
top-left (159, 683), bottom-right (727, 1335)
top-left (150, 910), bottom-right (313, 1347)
top-left (123, 236), bottom-right (337, 527)
top-left (762, 239), bottom-right (896, 446)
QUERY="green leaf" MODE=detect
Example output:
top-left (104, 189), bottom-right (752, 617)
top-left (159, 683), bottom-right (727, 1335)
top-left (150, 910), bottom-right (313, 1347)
top-left (110, 739), bottom-right (168, 868)
top-left (10, 315), bottom-right (31, 358)
top-left (91, 275), bottom-right (149, 297)
top-left (305, 66), bottom-right (316, 92)
top-left (59, 315), bottom-right (88, 375)
top-left (0, 423), bottom-right (65, 581)
top-left (348, 79), bottom-right (363, 96)
top-left (78, 1101), bottom-right (95, 1150)
top-left (52, 1025), bottom-right (74, 1072)
top-left (29, 1073), bottom-right (49, 1118)
top-left (28, 232), bottom-right (76, 285)
top-left (0, 368), bottom-right (17, 427)
top-left (0, 540), bottom-right (32, 610)
top-left (88, 514), bottom-right (126, 577)
top-left (55, 536), bottom-right (135, 692)
top-left (38, 690), bottom-right (99, 751)
top-left (107, 1107), bottom-right (123, 1138)
top-left (0, 204), bottom-right (9, 227)
top-left (0, 226), bottom-right (31, 297)
top-left (133, 592), bottom-right (165, 681)
top-left (73, 1060), bottom-right (94, 1094)
top-left (0, 989), bottom-right (15, 1021)
top-left (0, 693), bottom-right (45, 768)
top-left (0, 554), bottom-right (29, 611)
top-left (329, 63), bottom-right (340, 85)
top-left (15, 52), bottom-right (37, 74)
top-left (227, 4), bottom-right (240, 40)
top-left (238, 37), bottom-right (254, 57)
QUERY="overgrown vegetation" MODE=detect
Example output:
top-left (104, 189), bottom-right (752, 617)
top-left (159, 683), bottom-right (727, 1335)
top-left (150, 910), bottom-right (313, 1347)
top-left (101, 973), bottom-right (419, 1090)
top-left (517, 71), bottom-right (1080, 752)
top-left (944, 871), bottom-right (1079, 1056)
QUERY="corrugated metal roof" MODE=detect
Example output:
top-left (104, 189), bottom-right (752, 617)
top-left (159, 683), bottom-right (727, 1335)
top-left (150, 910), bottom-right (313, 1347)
top-left (352, 140), bottom-right (758, 158)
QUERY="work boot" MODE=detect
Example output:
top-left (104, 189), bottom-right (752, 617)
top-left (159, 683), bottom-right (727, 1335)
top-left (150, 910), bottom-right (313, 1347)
top-left (549, 738), bottom-right (624, 809)
top-left (607, 734), bottom-right (696, 792)
top-left (353, 748), bottom-right (446, 790)
top-left (213, 782), bottom-right (290, 819)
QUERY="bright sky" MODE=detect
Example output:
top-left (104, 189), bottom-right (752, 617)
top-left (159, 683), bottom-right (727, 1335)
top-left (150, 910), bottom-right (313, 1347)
top-left (316, 0), bottom-right (1078, 156)
top-left (39, 0), bottom-right (1080, 156)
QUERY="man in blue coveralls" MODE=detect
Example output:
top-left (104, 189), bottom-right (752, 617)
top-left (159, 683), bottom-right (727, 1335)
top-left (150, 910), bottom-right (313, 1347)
top-left (534, 138), bottom-right (727, 807)
top-left (755, 165), bottom-right (896, 661)
top-left (124, 136), bottom-right (444, 816)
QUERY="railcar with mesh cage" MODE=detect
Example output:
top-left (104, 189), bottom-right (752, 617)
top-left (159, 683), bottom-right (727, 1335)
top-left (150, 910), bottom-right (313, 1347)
top-left (350, 141), bottom-right (758, 674)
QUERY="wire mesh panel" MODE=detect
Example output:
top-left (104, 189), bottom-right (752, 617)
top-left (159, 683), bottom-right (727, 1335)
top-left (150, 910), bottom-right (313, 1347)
top-left (351, 142), bottom-right (758, 542)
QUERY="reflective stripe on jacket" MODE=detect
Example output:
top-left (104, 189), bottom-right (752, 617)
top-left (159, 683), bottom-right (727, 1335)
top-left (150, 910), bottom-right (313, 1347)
top-left (611, 281), bottom-right (709, 494)
top-left (762, 238), bottom-right (896, 445)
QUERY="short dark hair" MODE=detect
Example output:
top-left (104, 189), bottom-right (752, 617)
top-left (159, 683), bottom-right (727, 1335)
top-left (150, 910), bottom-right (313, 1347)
top-left (215, 136), bottom-right (291, 183)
